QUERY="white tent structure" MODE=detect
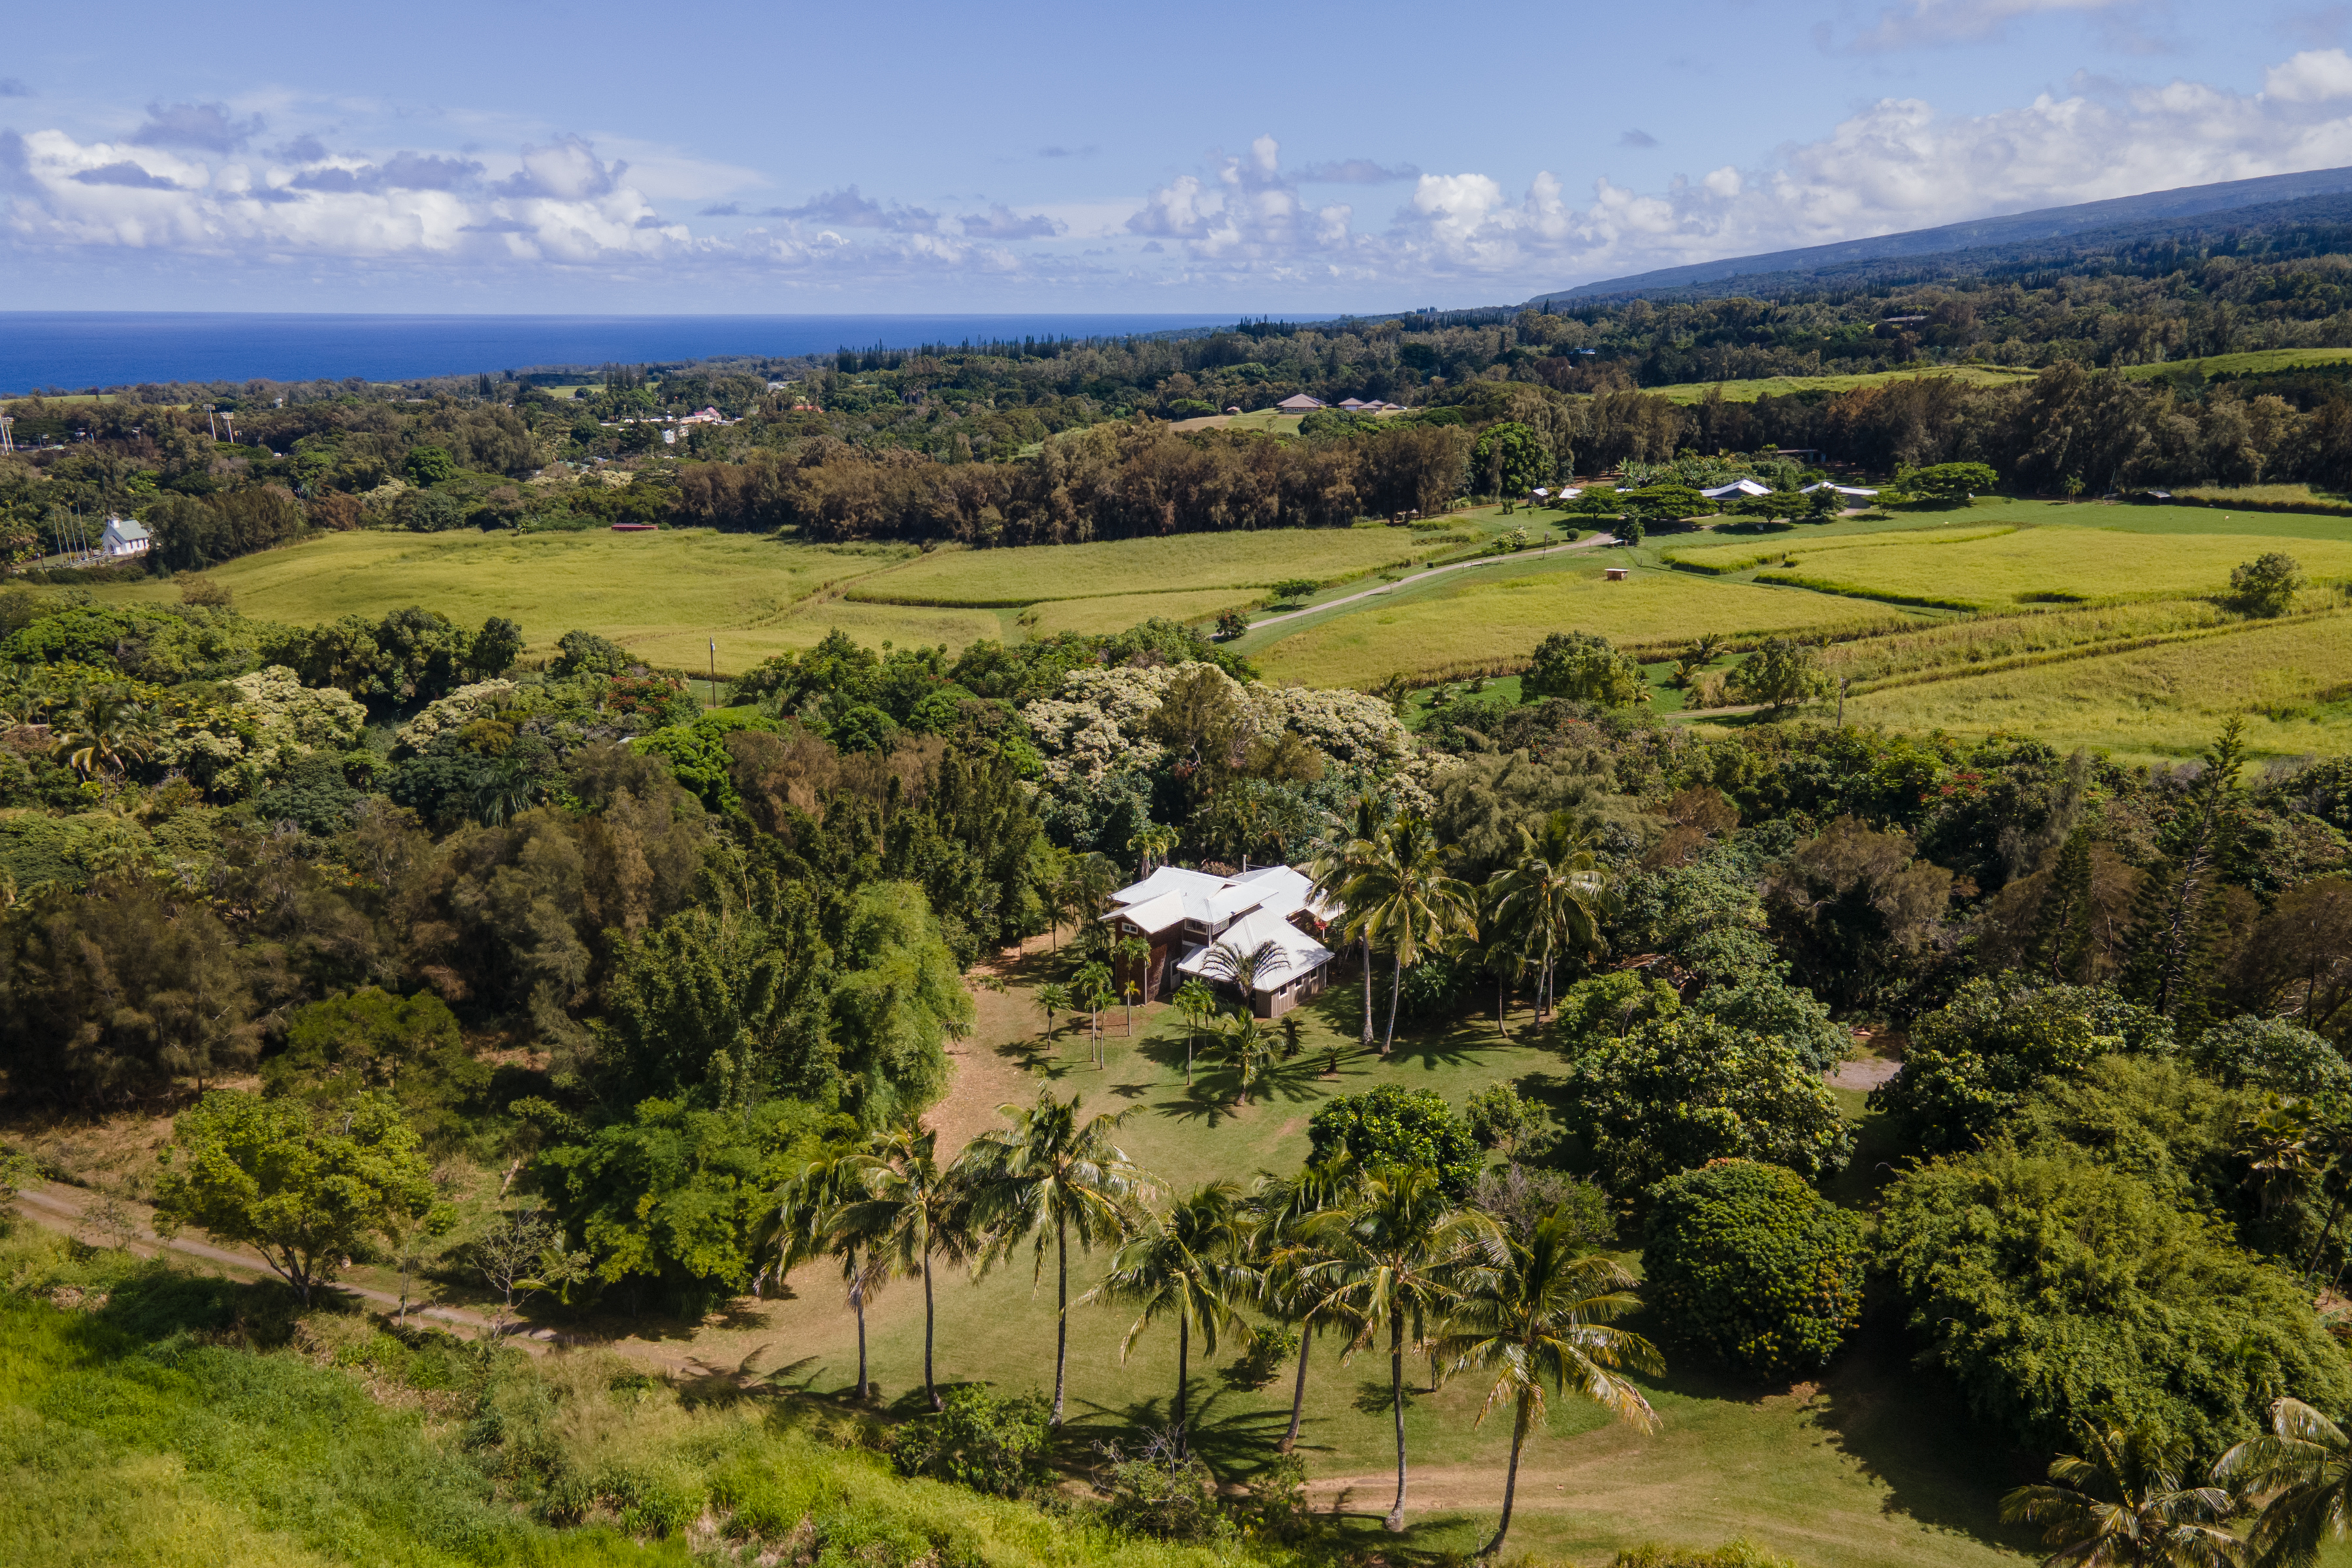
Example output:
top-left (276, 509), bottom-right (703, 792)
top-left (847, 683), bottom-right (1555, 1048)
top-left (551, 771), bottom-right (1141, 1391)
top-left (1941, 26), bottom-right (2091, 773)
top-left (1699, 478), bottom-right (1774, 500)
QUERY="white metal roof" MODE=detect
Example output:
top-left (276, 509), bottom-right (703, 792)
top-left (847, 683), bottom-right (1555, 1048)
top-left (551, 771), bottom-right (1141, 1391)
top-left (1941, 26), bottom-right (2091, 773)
top-left (1173, 908), bottom-right (1334, 994)
top-left (1699, 478), bottom-right (1773, 499)
top-left (1107, 862), bottom-right (1336, 931)
top-left (1800, 482), bottom-right (1880, 497)
top-left (101, 517), bottom-right (151, 542)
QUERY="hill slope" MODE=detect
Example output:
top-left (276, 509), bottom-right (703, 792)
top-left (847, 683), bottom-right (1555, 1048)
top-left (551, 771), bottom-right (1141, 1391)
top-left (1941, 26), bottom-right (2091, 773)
top-left (1529, 165), bottom-right (2352, 303)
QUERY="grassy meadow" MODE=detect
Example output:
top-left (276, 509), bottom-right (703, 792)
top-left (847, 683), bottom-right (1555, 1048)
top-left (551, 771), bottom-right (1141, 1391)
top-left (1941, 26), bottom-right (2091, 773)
top-left (1244, 555), bottom-right (1918, 687)
top-left (844, 527), bottom-right (1442, 606)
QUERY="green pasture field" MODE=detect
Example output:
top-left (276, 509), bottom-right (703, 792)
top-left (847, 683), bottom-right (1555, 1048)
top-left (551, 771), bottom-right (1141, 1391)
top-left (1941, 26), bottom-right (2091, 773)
top-left (1706, 523), bottom-right (2352, 612)
top-left (1025, 589), bottom-right (1260, 636)
top-left (1167, 408), bottom-right (1307, 434)
top-left (1641, 367), bottom-right (2038, 404)
top-left (1842, 607), bottom-right (2352, 761)
top-left (71, 529), bottom-right (1028, 675)
top-left (603, 961), bottom-right (2035, 1568)
top-left (844, 528), bottom-right (1442, 607)
top-left (1664, 525), bottom-right (2019, 577)
top-left (1245, 553), bottom-right (1918, 688)
top-left (2116, 347), bottom-right (2352, 380)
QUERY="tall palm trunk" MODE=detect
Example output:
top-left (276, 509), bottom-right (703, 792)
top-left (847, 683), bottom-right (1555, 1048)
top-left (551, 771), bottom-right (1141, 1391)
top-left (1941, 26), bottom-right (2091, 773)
top-left (851, 1265), bottom-right (870, 1400)
top-left (1385, 1307), bottom-right (1409, 1531)
top-left (1360, 934), bottom-right (1376, 1049)
top-left (1384, 952), bottom-right (1404, 1056)
top-left (923, 1241), bottom-right (941, 1411)
top-left (1281, 1322), bottom-right (1313, 1452)
top-left (1496, 975), bottom-right (1509, 1038)
top-left (1174, 1313), bottom-right (1192, 1456)
top-left (1482, 1394), bottom-right (1533, 1557)
top-left (1052, 1215), bottom-right (1070, 1425)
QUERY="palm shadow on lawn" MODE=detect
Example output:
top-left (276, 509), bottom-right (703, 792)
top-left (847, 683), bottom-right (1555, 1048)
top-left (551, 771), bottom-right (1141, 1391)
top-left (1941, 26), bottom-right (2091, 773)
top-left (1055, 1377), bottom-right (1297, 1480)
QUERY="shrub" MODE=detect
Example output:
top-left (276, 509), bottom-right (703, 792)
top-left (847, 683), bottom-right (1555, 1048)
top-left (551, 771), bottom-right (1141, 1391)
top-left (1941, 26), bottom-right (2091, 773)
top-left (1610, 1544), bottom-right (1804, 1568)
top-left (890, 1385), bottom-right (1053, 1499)
top-left (549, 628), bottom-right (630, 678)
top-left (1307, 1082), bottom-right (1480, 1194)
top-left (2229, 551), bottom-right (2304, 617)
top-left (1222, 1324), bottom-right (1298, 1390)
top-left (1094, 1429), bottom-right (1230, 1543)
top-left (1561, 1014), bottom-right (1853, 1192)
top-left (1465, 1081), bottom-right (1541, 1154)
top-left (1641, 1160), bottom-right (1866, 1379)
top-left (2189, 1014), bottom-right (2351, 1093)
top-left (1522, 630), bottom-right (1646, 708)
top-left (1880, 1142), bottom-right (2352, 1457)
top-left (1727, 638), bottom-right (1825, 714)
top-left (1471, 1164), bottom-right (1616, 1245)
top-left (1869, 976), bottom-right (2173, 1153)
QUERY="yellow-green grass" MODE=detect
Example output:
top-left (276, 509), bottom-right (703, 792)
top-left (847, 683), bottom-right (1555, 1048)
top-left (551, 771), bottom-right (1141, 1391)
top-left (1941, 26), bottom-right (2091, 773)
top-left (1744, 525), bottom-right (2352, 612)
top-left (1023, 589), bottom-right (1256, 636)
top-left (67, 529), bottom-right (1034, 675)
top-left (845, 529), bottom-right (1439, 606)
top-left (1665, 525), bottom-right (2019, 577)
top-left (1642, 366), bottom-right (2038, 404)
top-left (2117, 347), bottom-right (2352, 379)
top-left (1843, 608), bottom-right (2352, 761)
top-left (1249, 559), bottom-right (1916, 687)
top-left (1167, 408), bottom-right (1307, 434)
top-left (1820, 599), bottom-right (2230, 691)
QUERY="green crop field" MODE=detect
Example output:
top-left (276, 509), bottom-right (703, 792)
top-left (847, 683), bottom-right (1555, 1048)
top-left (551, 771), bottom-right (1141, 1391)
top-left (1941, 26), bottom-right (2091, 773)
top-left (845, 528), bottom-right (1439, 606)
top-left (1735, 525), bottom-right (2352, 611)
top-left (1663, 525), bottom-right (2019, 578)
top-left (1026, 589), bottom-right (1259, 636)
top-left (1839, 608), bottom-right (2352, 760)
top-left (1246, 555), bottom-right (1918, 688)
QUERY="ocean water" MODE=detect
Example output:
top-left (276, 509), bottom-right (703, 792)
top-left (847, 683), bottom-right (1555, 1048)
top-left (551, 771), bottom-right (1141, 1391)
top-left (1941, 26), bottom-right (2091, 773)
top-left (0, 312), bottom-right (1242, 393)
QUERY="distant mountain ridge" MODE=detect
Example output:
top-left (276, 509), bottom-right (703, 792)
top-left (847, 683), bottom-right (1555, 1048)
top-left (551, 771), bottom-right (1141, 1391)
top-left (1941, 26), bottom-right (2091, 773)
top-left (1526, 165), bottom-right (2352, 304)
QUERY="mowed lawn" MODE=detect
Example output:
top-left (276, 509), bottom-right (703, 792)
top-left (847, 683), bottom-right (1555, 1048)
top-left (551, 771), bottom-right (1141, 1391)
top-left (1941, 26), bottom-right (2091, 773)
top-left (1249, 557), bottom-right (1917, 687)
top-left (81, 529), bottom-right (1024, 674)
top-left (1746, 525), bottom-right (2352, 611)
top-left (642, 959), bottom-right (2035, 1568)
top-left (843, 528), bottom-right (1441, 606)
top-left (1844, 608), bottom-right (2352, 760)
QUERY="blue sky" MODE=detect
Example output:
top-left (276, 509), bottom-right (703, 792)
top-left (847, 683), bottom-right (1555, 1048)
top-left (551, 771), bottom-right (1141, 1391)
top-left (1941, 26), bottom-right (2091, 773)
top-left (6, 0), bottom-right (2352, 314)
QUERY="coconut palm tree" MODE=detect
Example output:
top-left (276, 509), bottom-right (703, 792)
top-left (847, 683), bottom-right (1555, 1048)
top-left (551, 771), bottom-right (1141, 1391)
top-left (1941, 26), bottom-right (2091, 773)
top-left (1115, 934), bottom-right (1152, 1034)
top-left (1085, 1179), bottom-right (1248, 1456)
top-left (956, 1086), bottom-right (1146, 1424)
top-left (1201, 935), bottom-right (1290, 1017)
top-left (1307, 792), bottom-right (1392, 1054)
top-left (1435, 1205), bottom-right (1663, 1557)
top-left (755, 1149), bottom-right (890, 1401)
top-left (1250, 1158), bottom-right (1363, 1454)
top-left (1310, 1164), bottom-right (1504, 1531)
top-left (1172, 977), bottom-right (1216, 1087)
top-left (2217, 1397), bottom-right (2352, 1568)
top-left (2005, 1419), bottom-right (2242, 1567)
top-left (1073, 960), bottom-right (1115, 1069)
top-left (53, 689), bottom-right (153, 780)
top-left (1348, 813), bottom-right (1475, 1056)
top-left (1035, 981), bottom-right (1073, 1041)
top-left (1129, 819), bottom-right (1179, 879)
top-left (1216, 1013), bottom-right (1278, 1106)
top-left (1487, 811), bottom-right (1612, 1024)
top-left (840, 1122), bottom-right (970, 1412)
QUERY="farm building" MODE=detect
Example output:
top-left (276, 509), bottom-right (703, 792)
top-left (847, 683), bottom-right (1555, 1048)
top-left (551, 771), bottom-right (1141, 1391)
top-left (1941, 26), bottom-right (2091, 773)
top-left (1275, 394), bottom-right (1325, 412)
top-left (98, 517), bottom-right (152, 558)
top-left (1801, 482), bottom-right (1880, 500)
top-left (1699, 478), bottom-right (1774, 500)
top-left (1102, 863), bottom-right (1337, 1017)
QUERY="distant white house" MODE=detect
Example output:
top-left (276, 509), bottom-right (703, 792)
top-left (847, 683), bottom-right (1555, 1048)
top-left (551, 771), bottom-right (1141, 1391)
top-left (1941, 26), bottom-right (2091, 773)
top-left (98, 517), bottom-right (151, 559)
top-left (678, 406), bottom-right (727, 425)
top-left (1275, 394), bottom-right (1325, 413)
top-left (1699, 478), bottom-right (1774, 500)
top-left (1800, 482), bottom-right (1880, 500)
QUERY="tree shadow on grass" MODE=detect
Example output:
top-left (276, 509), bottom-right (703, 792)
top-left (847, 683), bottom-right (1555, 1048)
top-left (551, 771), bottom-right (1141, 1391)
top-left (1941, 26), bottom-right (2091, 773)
top-left (1056, 1377), bottom-right (1294, 1480)
top-left (1799, 1318), bottom-right (2042, 1554)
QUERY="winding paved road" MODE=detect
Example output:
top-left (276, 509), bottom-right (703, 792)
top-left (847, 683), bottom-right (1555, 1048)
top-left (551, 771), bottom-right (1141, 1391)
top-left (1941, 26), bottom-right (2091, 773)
top-left (1245, 529), bottom-right (1620, 632)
